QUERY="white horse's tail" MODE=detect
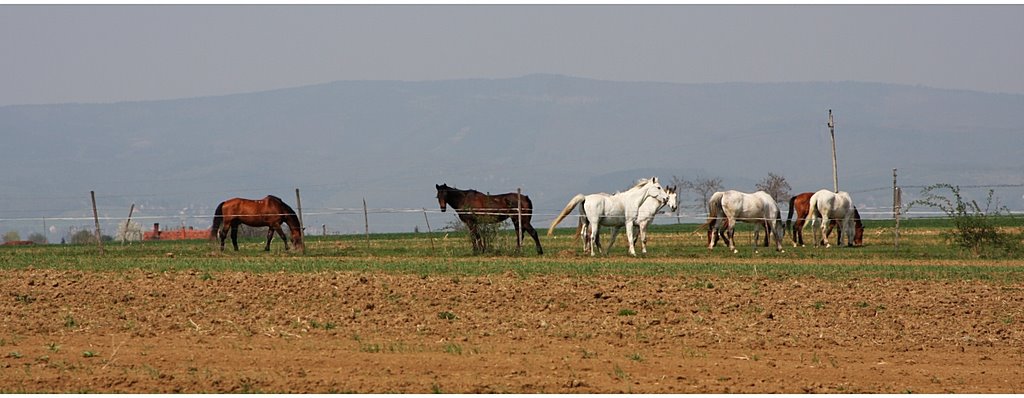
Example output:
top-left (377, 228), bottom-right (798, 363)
top-left (700, 192), bottom-right (725, 231)
top-left (548, 194), bottom-right (586, 236)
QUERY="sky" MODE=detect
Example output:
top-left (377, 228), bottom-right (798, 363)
top-left (1, 4), bottom-right (1023, 107)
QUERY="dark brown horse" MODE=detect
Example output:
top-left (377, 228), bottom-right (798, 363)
top-left (786, 192), bottom-right (863, 247)
top-left (210, 195), bottom-right (304, 252)
top-left (435, 184), bottom-right (543, 255)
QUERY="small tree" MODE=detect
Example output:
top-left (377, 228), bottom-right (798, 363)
top-left (690, 176), bottom-right (724, 211)
top-left (27, 233), bottom-right (48, 244)
top-left (116, 220), bottom-right (143, 243)
top-left (755, 172), bottom-right (792, 203)
top-left (909, 183), bottom-right (1018, 256)
top-left (2, 230), bottom-right (20, 243)
top-left (69, 230), bottom-right (96, 245)
top-left (442, 219), bottom-right (512, 254)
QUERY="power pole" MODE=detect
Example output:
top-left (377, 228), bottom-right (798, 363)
top-left (829, 109), bottom-right (838, 193)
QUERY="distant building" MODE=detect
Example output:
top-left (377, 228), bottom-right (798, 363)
top-left (143, 223), bottom-right (210, 241)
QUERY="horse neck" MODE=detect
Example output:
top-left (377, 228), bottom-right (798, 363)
top-left (443, 189), bottom-right (464, 209)
top-left (638, 194), bottom-right (666, 216)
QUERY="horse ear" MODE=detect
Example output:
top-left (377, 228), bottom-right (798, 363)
top-left (651, 176), bottom-right (658, 183)
top-left (436, 184), bottom-right (441, 189)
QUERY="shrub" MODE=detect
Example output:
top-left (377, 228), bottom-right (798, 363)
top-left (910, 184), bottom-right (1019, 256)
top-left (27, 232), bottom-right (48, 244)
top-left (2, 230), bottom-right (20, 243)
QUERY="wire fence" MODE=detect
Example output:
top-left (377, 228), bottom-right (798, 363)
top-left (2, 183), bottom-right (1022, 244)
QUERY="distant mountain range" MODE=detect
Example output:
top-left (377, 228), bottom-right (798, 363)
top-left (2, 74), bottom-right (1022, 237)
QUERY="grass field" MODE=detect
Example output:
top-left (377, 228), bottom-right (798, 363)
top-left (2, 218), bottom-right (1021, 282)
top-left (2, 217), bottom-right (1023, 393)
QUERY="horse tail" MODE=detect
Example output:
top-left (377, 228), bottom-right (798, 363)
top-left (785, 195), bottom-right (798, 231)
top-left (548, 194), bottom-right (586, 236)
top-left (699, 193), bottom-right (723, 231)
top-left (574, 212), bottom-right (585, 241)
top-left (210, 201), bottom-right (225, 239)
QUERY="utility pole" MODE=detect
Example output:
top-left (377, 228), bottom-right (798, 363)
top-left (829, 109), bottom-right (838, 193)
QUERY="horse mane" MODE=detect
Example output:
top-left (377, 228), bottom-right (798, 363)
top-left (630, 178), bottom-right (653, 190)
top-left (438, 184), bottom-right (482, 196)
top-left (265, 195), bottom-right (301, 230)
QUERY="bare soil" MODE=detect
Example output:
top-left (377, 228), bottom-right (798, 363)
top-left (1, 268), bottom-right (1022, 393)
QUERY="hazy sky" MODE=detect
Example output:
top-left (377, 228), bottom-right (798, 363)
top-left (2, 5), bottom-right (1023, 106)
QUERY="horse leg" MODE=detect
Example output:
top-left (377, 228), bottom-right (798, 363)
top-left (276, 225), bottom-right (290, 251)
top-left (825, 221), bottom-right (837, 246)
top-left (264, 227), bottom-right (274, 251)
top-left (771, 222), bottom-right (784, 252)
top-left (820, 215), bottom-right (832, 248)
top-left (794, 217), bottom-right (805, 247)
top-left (218, 225), bottom-right (229, 251)
top-left (230, 224), bottom-right (240, 251)
top-left (706, 219), bottom-right (717, 250)
top-left (762, 220), bottom-right (770, 247)
top-left (511, 220), bottom-right (523, 254)
top-left (625, 220), bottom-right (638, 257)
top-left (522, 223), bottom-right (543, 255)
top-left (588, 221), bottom-right (600, 257)
top-left (606, 226), bottom-right (620, 254)
top-left (470, 225), bottom-right (483, 254)
top-left (638, 220), bottom-right (649, 254)
top-left (583, 224), bottom-right (591, 255)
top-left (725, 218), bottom-right (738, 253)
top-left (843, 217), bottom-right (854, 247)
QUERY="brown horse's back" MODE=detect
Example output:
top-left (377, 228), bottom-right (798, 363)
top-left (220, 197), bottom-right (290, 226)
top-left (456, 191), bottom-right (533, 222)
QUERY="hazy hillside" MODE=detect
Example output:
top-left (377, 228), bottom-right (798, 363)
top-left (2, 75), bottom-right (1022, 237)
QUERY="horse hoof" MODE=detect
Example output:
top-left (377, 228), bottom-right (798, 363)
top-left (780, 249), bottom-right (786, 253)
top-left (732, 249), bottom-right (739, 254)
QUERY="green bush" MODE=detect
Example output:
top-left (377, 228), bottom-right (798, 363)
top-left (910, 183), bottom-right (1019, 256)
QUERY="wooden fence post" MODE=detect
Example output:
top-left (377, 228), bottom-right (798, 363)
top-left (516, 188), bottom-right (523, 253)
top-left (121, 203), bottom-right (135, 245)
top-left (423, 208), bottom-right (435, 252)
top-left (363, 198), bottom-right (370, 249)
top-left (295, 188), bottom-right (305, 253)
top-left (90, 191), bottom-right (104, 254)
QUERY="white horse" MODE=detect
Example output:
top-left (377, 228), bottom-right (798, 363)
top-left (706, 190), bottom-right (785, 253)
top-left (548, 177), bottom-right (670, 257)
top-left (578, 185), bottom-right (678, 255)
top-left (804, 189), bottom-right (856, 248)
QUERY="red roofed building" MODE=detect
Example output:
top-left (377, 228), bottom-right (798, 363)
top-left (143, 223), bottom-right (210, 241)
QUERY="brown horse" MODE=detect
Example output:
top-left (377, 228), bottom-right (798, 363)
top-left (210, 195), bottom-right (304, 252)
top-left (435, 184), bottom-right (543, 255)
top-left (786, 192), bottom-right (864, 247)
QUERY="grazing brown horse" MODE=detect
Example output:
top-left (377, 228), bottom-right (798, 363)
top-left (435, 184), bottom-right (543, 255)
top-left (786, 192), bottom-right (864, 247)
top-left (210, 195), bottom-right (304, 252)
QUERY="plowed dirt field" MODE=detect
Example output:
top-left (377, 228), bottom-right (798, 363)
top-left (2, 268), bottom-right (1022, 393)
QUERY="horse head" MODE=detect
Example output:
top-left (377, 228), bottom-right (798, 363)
top-left (291, 228), bottom-right (305, 251)
top-left (666, 185), bottom-right (679, 212)
top-left (435, 184), bottom-right (450, 212)
top-left (643, 178), bottom-right (670, 204)
top-left (853, 207), bottom-right (864, 246)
